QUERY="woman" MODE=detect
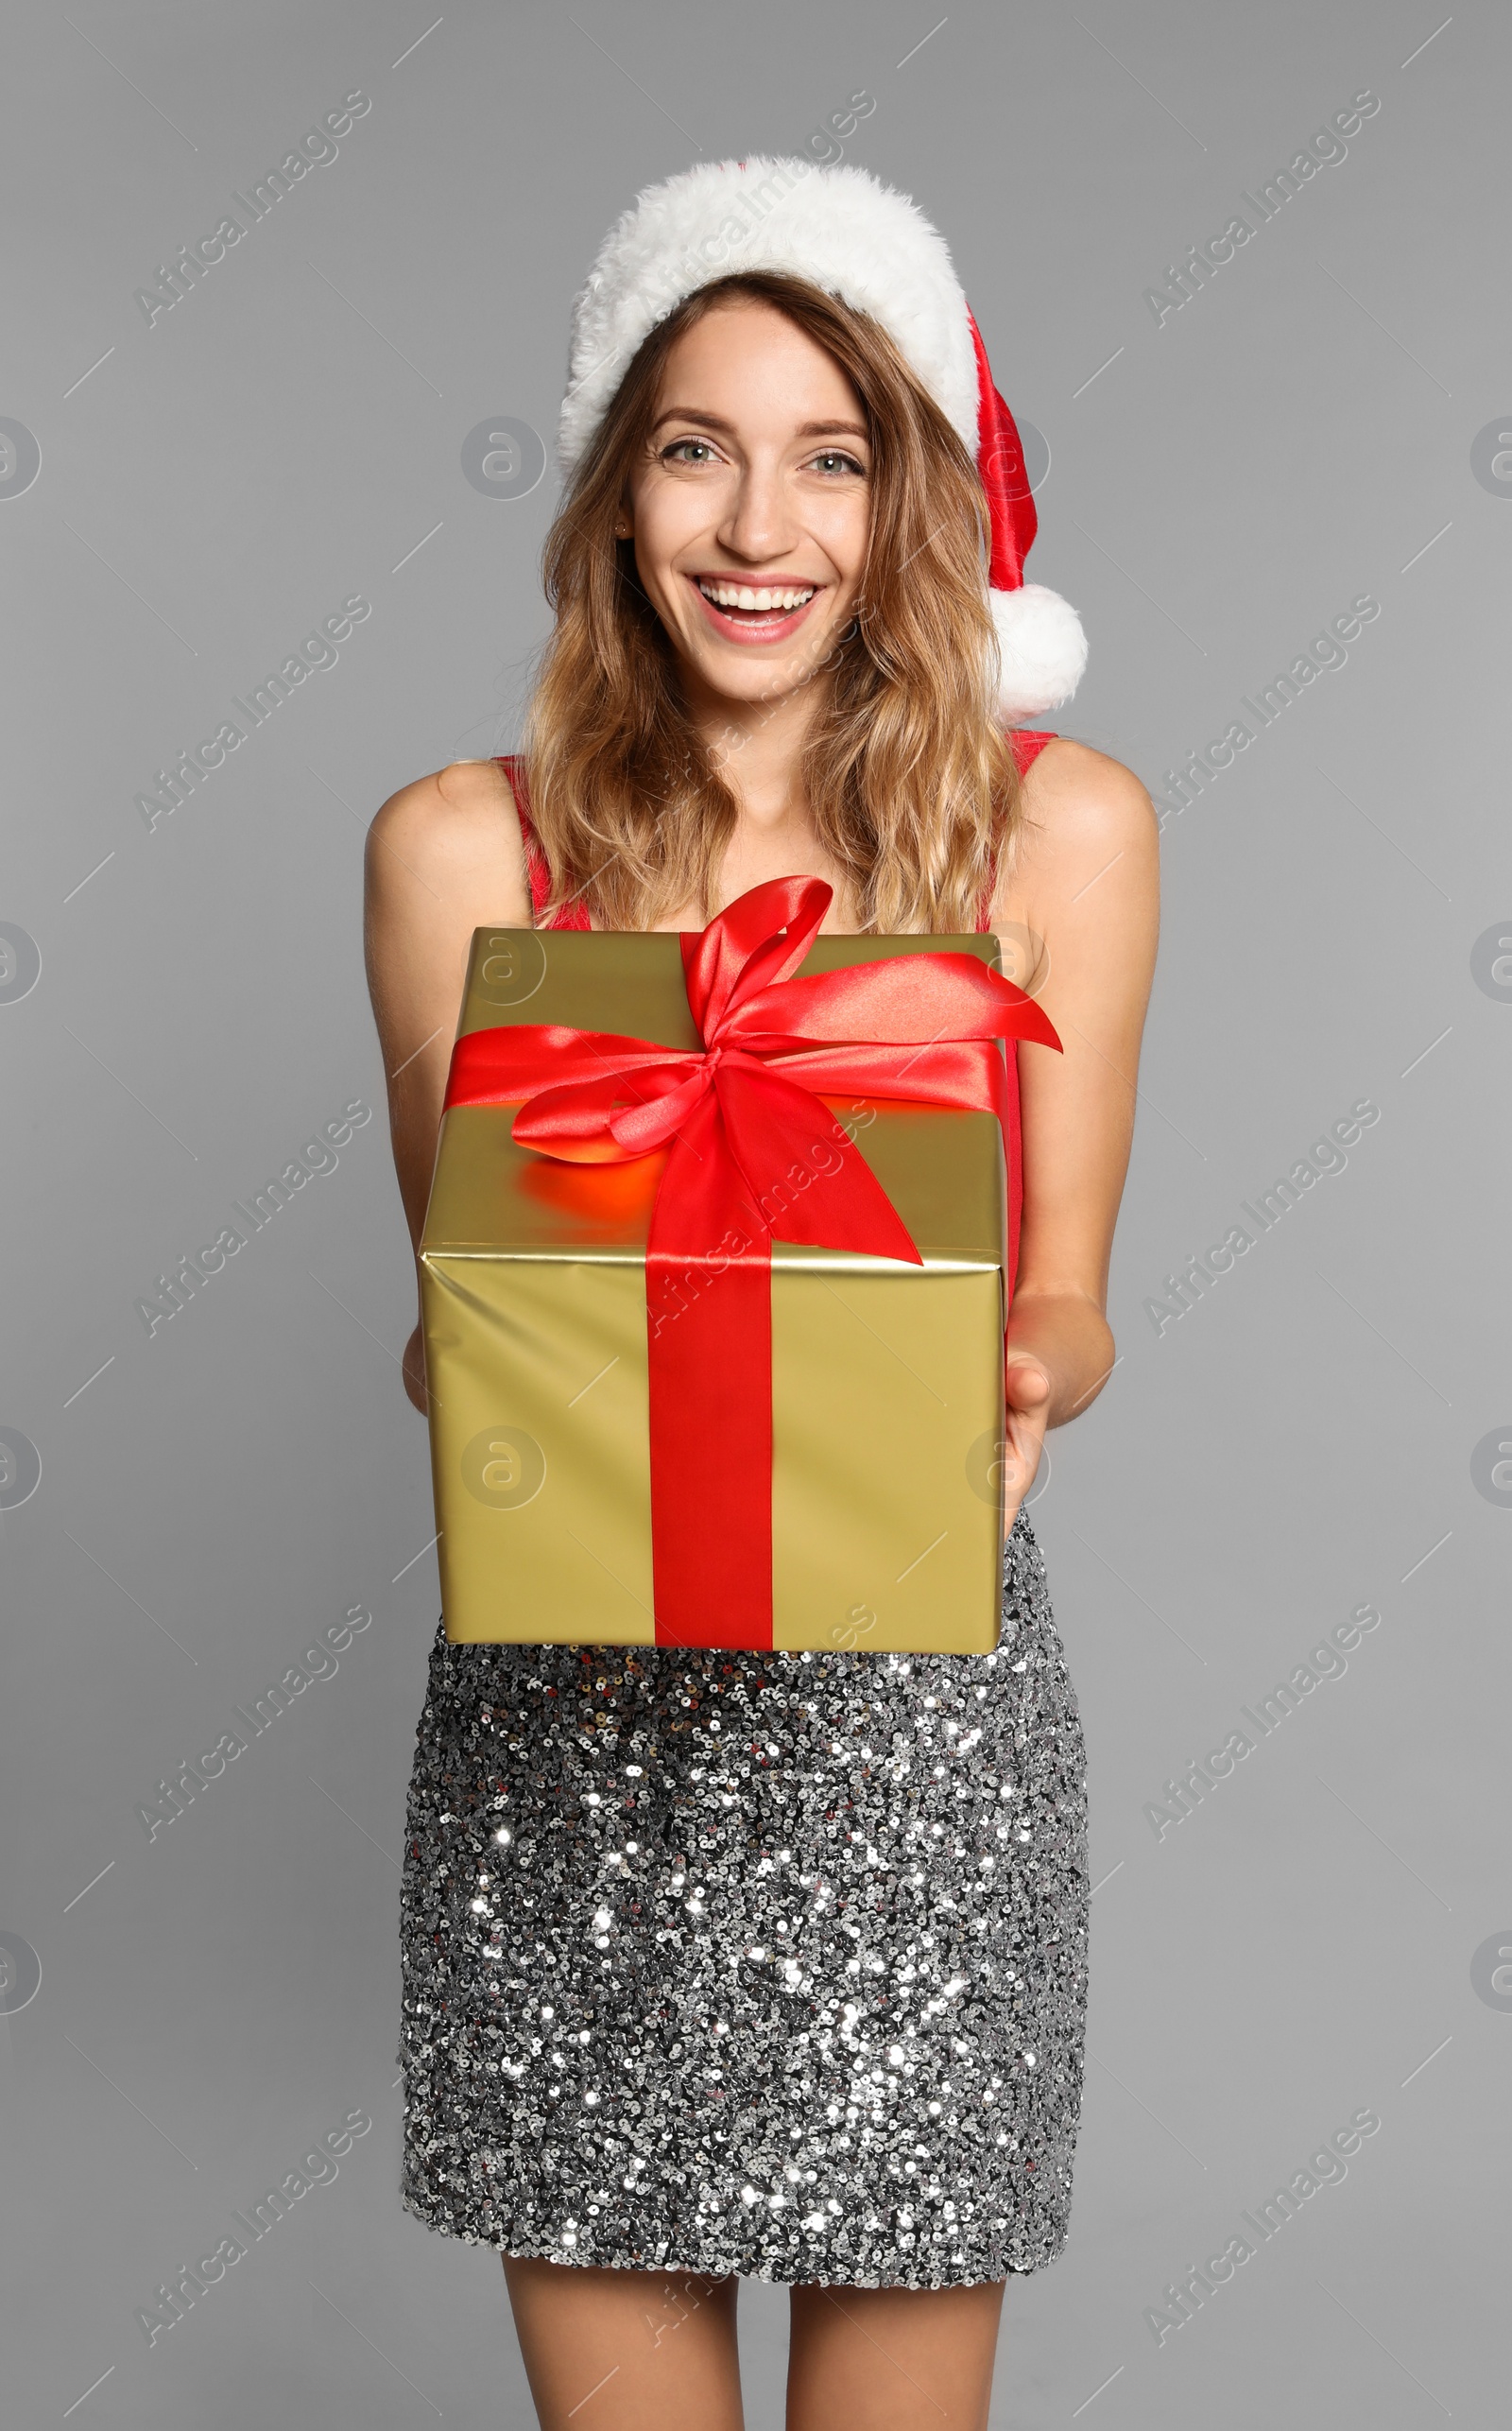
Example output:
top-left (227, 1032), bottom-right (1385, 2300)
top-left (366, 162), bottom-right (1158, 2431)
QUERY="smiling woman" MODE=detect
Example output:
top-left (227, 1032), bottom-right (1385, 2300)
top-left (366, 156), bottom-right (1159, 2431)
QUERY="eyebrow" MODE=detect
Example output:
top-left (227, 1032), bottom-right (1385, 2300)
top-left (649, 407), bottom-right (869, 441)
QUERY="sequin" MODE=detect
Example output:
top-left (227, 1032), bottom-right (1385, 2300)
top-left (397, 1510), bottom-right (1088, 2287)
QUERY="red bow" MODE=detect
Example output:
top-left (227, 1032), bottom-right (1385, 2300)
top-left (444, 876), bottom-right (1060, 1649)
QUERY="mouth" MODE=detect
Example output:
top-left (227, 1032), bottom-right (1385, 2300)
top-left (687, 573), bottom-right (821, 644)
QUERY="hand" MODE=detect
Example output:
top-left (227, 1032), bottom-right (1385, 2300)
top-left (996, 1291), bottom-right (1117, 1534)
top-left (1000, 1354), bottom-right (1052, 1537)
top-left (402, 1320), bottom-right (429, 1416)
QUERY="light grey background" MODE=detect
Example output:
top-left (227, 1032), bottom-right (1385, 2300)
top-left (2, 3), bottom-right (1505, 2423)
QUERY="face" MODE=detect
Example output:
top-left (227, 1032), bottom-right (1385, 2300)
top-left (620, 299), bottom-right (872, 713)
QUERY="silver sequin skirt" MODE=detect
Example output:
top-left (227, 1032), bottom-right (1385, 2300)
top-left (397, 1510), bottom-right (1088, 2287)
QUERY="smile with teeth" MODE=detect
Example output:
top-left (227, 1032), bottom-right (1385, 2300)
top-left (696, 578), bottom-right (816, 612)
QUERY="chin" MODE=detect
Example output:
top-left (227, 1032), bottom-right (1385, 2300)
top-left (688, 631), bottom-right (846, 710)
top-left (698, 661), bottom-right (805, 711)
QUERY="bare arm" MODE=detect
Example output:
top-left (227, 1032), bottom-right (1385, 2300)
top-left (990, 737), bottom-right (1160, 1520)
top-left (362, 758), bottom-right (530, 1410)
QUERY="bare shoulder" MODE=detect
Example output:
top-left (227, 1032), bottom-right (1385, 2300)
top-left (992, 736), bottom-right (1158, 1000)
top-left (1013, 736), bottom-right (1160, 893)
top-left (366, 757), bottom-right (528, 906)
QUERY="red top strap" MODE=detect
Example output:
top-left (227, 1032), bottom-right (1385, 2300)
top-left (1007, 728), bottom-right (1056, 780)
top-left (498, 754), bottom-right (587, 930)
top-left (497, 730), bottom-right (1057, 934)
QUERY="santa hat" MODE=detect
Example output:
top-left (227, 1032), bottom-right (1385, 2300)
top-left (558, 158), bottom-right (1087, 719)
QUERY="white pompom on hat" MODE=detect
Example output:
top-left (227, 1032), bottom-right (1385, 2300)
top-left (558, 157), bottom-right (1087, 719)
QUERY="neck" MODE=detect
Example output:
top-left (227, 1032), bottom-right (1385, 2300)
top-left (683, 664), bottom-right (831, 831)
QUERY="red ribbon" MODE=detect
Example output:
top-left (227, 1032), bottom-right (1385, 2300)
top-left (444, 876), bottom-right (1061, 1650)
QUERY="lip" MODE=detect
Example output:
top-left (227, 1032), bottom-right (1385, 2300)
top-left (684, 572), bottom-right (824, 647)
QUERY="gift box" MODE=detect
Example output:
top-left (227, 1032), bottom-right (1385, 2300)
top-left (419, 878), bottom-right (1057, 1655)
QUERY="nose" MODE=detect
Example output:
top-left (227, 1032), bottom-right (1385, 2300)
top-left (716, 454), bottom-right (798, 566)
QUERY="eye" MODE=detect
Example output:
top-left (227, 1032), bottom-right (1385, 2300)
top-left (807, 449), bottom-right (867, 477)
top-left (661, 437), bottom-right (721, 465)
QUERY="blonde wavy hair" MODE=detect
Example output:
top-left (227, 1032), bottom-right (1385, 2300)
top-left (522, 270), bottom-right (1022, 934)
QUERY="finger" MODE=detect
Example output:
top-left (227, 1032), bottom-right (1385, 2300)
top-left (1000, 1445), bottom-right (1041, 1537)
top-left (1005, 1358), bottom-right (1051, 1408)
top-left (1000, 1440), bottom-right (1041, 1491)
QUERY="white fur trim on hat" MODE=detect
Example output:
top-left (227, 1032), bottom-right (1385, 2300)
top-left (559, 158), bottom-right (979, 474)
top-left (991, 584), bottom-right (1089, 718)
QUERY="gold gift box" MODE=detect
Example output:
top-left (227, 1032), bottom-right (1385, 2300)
top-left (421, 926), bottom-right (1010, 1653)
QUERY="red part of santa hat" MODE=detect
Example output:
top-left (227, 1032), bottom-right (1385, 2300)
top-left (559, 158), bottom-right (1087, 719)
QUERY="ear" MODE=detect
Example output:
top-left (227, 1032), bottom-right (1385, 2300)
top-left (613, 512), bottom-right (633, 540)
